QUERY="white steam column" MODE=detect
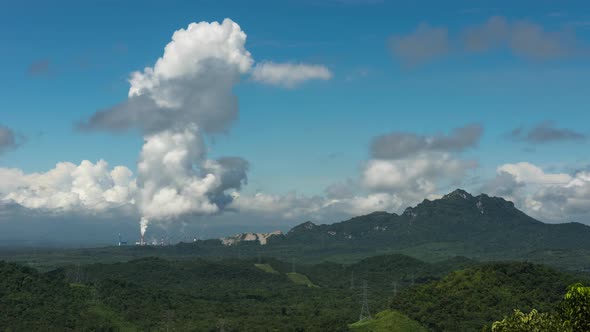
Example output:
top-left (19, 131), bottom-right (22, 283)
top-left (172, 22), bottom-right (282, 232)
top-left (140, 217), bottom-right (149, 245)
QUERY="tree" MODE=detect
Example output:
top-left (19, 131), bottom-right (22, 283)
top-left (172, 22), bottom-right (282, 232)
top-left (490, 309), bottom-right (570, 332)
top-left (561, 283), bottom-right (590, 332)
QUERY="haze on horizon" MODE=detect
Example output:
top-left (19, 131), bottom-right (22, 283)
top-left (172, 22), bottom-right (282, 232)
top-left (0, 0), bottom-right (589, 246)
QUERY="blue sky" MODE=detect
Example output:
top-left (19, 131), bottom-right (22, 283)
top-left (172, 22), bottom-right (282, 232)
top-left (1, 0), bottom-right (589, 244)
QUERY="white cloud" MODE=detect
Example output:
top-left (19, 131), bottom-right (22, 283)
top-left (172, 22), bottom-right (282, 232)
top-left (361, 152), bottom-right (476, 204)
top-left (486, 162), bottom-right (590, 223)
top-left (81, 18), bottom-right (254, 134)
top-left (229, 191), bottom-right (402, 222)
top-left (498, 162), bottom-right (571, 185)
top-left (0, 160), bottom-right (136, 211)
top-left (251, 62), bottom-right (332, 87)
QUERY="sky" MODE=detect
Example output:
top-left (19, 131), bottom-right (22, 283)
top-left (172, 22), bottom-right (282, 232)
top-left (1, 0), bottom-right (589, 246)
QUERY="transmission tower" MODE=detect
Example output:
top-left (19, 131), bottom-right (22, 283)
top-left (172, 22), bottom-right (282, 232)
top-left (359, 280), bottom-right (372, 321)
top-left (391, 281), bottom-right (398, 297)
top-left (350, 270), bottom-right (355, 289)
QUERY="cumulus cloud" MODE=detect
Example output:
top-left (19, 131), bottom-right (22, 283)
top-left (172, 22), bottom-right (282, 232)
top-left (229, 191), bottom-right (402, 222)
top-left (234, 125), bottom-right (481, 219)
top-left (484, 162), bottom-right (590, 223)
top-left (362, 154), bottom-right (476, 192)
top-left (497, 162), bottom-right (571, 185)
top-left (79, 19), bottom-right (253, 134)
top-left (0, 125), bottom-right (22, 155)
top-left (389, 23), bottom-right (449, 66)
top-left (225, 124), bottom-right (485, 222)
top-left (370, 124), bottom-right (483, 159)
top-left (508, 122), bottom-right (586, 144)
top-left (357, 124), bottom-right (481, 207)
top-left (0, 160), bottom-right (136, 211)
top-left (251, 62), bottom-right (332, 87)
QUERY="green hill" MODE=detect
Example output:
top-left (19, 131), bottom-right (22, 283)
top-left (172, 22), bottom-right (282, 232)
top-left (0, 261), bottom-right (112, 330)
top-left (349, 310), bottom-right (427, 332)
top-left (390, 262), bottom-right (588, 331)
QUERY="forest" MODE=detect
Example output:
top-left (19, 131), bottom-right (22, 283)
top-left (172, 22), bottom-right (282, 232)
top-left (2, 254), bottom-right (589, 331)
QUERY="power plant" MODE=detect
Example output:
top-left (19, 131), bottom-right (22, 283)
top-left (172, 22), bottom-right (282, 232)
top-left (117, 233), bottom-right (128, 246)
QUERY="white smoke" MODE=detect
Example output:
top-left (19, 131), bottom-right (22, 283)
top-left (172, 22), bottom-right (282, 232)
top-left (137, 125), bottom-right (248, 227)
top-left (113, 19), bottom-right (254, 235)
top-left (140, 216), bottom-right (149, 238)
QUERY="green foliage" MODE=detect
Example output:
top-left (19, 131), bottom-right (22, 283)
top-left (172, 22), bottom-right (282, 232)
top-left (351, 310), bottom-right (426, 332)
top-left (561, 283), bottom-right (590, 332)
top-left (0, 261), bottom-right (113, 331)
top-left (66, 257), bottom-right (359, 331)
top-left (254, 263), bottom-right (280, 274)
top-left (490, 309), bottom-right (570, 332)
top-left (390, 262), bottom-right (584, 332)
top-left (348, 310), bottom-right (428, 332)
top-left (286, 272), bottom-right (319, 288)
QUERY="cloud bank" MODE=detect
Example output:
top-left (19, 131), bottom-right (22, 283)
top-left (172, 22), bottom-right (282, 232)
top-left (0, 160), bottom-right (136, 211)
top-left (484, 162), bottom-right (590, 223)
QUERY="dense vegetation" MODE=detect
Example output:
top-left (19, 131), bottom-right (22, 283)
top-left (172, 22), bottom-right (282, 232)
top-left (489, 283), bottom-right (590, 332)
top-left (348, 310), bottom-right (427, 332)
top-left (390, 262), bottom-right (588, 331)
top-left (0, 261), bottom-right (112, 331)
top-left (2, 255), bottom-right (589, 331)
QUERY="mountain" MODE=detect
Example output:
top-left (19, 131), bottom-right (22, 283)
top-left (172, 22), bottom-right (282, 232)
top-left (3, 189), bottom-right (589, 273)
top-left (267, 189), bottom-right (590, 270)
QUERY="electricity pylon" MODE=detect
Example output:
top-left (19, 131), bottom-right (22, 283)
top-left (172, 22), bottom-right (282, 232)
top-left (359, 280), bottom-right (372, 321)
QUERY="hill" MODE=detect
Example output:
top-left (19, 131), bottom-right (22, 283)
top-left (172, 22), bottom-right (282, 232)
top-left (349, 310), bottom-right (427, 332)
top-left (390, 262), bottom-right (588, 331)
top-left (0, 261), bottom-right (113, 330)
